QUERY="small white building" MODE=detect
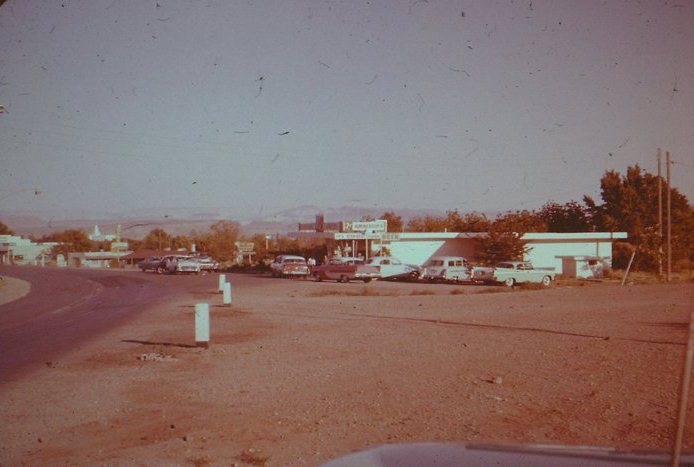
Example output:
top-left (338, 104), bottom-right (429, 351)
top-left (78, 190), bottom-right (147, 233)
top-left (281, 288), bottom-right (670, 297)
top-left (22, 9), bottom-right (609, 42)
top-left (522, 232), bottom-right (628, 277)
top-left (0, 235), bottom-right (57, 266)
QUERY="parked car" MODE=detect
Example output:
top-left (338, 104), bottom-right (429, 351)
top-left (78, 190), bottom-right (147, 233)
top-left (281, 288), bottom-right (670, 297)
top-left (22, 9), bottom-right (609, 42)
top-left (471, 264), bottom-right (496, 283)
top-left (161, 255), bottom-right (202, 274)
top-left (364, 256), bottom-right (420, 281)
top-left (312, 257), bottom-right (380, 283)
top-left (421, 256), bottom-right (472, 283)
top-left (138, 256), bottom-right (165, 273)
top-left (491, 261), bottom-right (555, 287)
top-left (270, 255), bottom-right (310, 278)
top-left (192, 254), bottom-right (219, 272)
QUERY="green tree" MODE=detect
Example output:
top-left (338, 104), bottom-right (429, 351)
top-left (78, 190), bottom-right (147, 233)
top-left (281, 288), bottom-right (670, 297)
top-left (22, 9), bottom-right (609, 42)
top-left (39, 229), bottom-right (94, 258)
top-left (477, 210), bottom-right (541, 263)
top-left (444, 210), bottom-right (491, 232)
top-left (0, 220), bottom-right (13, 235)
top-left (381, 211), bottom-right (404, 232)
top-left (405, 214), bottom-right (447, 232)
top-left (141, 228), bottom-right (173, 250)
top-left (584, 165), bottom-right (694, 271)
top-left (171, 235), bottom-right (191, 250)
top-left (538, 200), bottom-right (592, 232)
top-left (193, 220), bottom-right (240, 261)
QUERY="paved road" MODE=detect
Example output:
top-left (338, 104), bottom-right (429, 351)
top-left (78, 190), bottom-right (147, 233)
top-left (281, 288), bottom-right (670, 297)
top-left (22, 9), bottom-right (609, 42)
top-left (0, 266), bottom-right (190, 382)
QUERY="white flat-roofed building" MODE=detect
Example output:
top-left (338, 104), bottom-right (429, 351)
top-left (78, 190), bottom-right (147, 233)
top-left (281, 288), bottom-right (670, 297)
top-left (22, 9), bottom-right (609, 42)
top-left (291, 227), bottom-right (628, 278)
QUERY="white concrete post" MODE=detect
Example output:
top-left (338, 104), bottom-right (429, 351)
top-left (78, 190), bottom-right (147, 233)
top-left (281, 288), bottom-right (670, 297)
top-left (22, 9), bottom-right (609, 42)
top-left (194, 303), bottom-right (210, 348)
top-left (223, 282), bottom-right (232, 305)
top-left (218, 273), bottom-right (226, 292)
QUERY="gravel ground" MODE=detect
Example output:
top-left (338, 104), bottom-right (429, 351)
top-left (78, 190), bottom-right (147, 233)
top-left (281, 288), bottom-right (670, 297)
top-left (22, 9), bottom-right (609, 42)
top-left (0, 273), bottom-right (692, 466)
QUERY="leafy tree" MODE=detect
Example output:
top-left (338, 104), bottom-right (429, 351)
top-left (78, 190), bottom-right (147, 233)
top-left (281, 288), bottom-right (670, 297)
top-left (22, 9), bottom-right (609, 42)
top-left (477, 210), bottom-right (541, 263)
top-left (538, 200), bottom-right (592, 232)
top-left (406, 215), bottom-right (447, 232)
top-left (406, 210), bottom-right (492, 233)
top-left (381, 211), bottom-right (404, 232)
top-left (0, 220), bottom-right (13, 235)
top-left (141, 228), bottom-right (173, 250)
top-left (171, 235), bottom-right (191, 250)
top-left (193, 220), bottom-right (240, 262)
top-left (39, 229), bottom-right (94, 258)
top-left (584, 165), bottom-right (694, 271)
top-left (445, 210), bottom-right (491, 232)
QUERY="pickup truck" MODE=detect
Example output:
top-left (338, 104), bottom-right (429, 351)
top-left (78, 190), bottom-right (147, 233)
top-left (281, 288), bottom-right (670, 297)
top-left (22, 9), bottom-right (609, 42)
top-left (312, 257), bottom-right (380, 283)
top-left (490, 261), bottom-right (555, 287)
top-left (364, 256), bottom-right (421, 281)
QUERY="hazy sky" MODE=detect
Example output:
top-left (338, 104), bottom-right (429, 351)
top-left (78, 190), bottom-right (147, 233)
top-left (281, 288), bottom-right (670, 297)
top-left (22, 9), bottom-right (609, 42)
top-left (1, 0), bottom-right (693, 220)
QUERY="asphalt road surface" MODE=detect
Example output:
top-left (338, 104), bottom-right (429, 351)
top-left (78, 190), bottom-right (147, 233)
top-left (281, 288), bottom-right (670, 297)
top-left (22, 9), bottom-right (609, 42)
top-left (0, 266), bottom-right (191, 382)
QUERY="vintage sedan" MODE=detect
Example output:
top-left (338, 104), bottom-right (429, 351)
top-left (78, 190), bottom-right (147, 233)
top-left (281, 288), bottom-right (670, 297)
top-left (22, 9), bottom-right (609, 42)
top-left (312, 257), bottom-right (380, 283)
top-left (491, 261), bottom-right (556, 287)
top-left (270, 255), bottom-right (310, 278)
top-left (364, 256), bottom-right (420, 281)
top-left (192, 254), bottom-right (219, 272)
top-left (160, 255), bottom-right (202, 274)
top-left (138, 256), bottom-right (165, 273)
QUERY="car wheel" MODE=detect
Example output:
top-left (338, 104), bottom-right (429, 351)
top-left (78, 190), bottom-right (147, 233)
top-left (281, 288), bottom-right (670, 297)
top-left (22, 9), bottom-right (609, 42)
top-left (541, 275), bottom-right (552, 286)
top-left (314, 274), bottom-right (322, 282)
top-left (504, 277), bottom-right (515, 287)
top-left (339, 275), bottom-right (348, 283)
top-left (409, 271), bottom-right (420, 281)
top-left (156, 266), bottom-right (165, 274)
top-left (363, 277), bottom-right (372, 283)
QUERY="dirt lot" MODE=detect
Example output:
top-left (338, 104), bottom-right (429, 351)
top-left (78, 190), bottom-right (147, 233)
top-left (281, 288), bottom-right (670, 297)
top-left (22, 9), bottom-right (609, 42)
top-left (1, 274), bottom-right (693, 466)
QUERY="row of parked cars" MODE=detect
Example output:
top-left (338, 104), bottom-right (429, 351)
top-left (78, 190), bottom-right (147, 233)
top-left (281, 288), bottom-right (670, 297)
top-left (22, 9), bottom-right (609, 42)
top-left (270, 255), bottom-right (556, 286)
top-left (138, 254), bottom-right (219, 275)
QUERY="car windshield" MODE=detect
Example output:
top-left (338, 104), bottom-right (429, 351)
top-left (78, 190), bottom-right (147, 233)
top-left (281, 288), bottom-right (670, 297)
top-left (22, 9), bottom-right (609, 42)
top-left (285, 258), bottom-right (305, 264)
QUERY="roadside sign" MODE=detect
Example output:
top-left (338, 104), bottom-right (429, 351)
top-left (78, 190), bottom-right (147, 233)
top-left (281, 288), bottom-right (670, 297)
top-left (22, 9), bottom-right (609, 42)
top-left (342, 220), bottom-right (387, 233)
top-left (235, 241), bottom-right (255, 254)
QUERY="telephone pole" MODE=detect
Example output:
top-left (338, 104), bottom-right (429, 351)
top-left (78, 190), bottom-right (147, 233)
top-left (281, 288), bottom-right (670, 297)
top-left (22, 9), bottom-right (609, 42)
top-left (666, 151), bottom-right (672, 282)
top-left (657, 149), bottom-right (663, 277)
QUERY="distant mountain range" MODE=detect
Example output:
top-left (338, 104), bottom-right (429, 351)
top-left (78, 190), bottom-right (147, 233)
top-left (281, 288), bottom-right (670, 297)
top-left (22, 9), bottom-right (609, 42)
top-left (0, 205), bottom-right (444, 239)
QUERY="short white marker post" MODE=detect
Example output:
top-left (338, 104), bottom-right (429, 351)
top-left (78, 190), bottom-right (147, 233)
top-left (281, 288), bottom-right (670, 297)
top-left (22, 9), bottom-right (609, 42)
top-left (218, 273), bottom-right (226, 292)
top-left (223, 282), bottom-right (232, 306)
top-left (194, 303), bottom-right (210, 348)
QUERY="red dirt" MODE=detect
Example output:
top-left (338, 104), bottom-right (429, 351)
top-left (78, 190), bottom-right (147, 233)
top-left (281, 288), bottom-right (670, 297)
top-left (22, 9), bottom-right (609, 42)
top-left (1, 275), bottom-right (692, 466)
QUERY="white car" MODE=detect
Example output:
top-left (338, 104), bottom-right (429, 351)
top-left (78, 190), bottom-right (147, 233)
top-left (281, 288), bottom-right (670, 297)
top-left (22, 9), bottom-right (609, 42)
top-left (364, 256), bottom-right (420, 281)
top-left (161, 255), bottom-right (202, 274)
top-left (421, 256), bottom-right (472, 283)
top-left (491, 261), bottom-right (556, 287)
top-left (270, 255), bottom-right (310, 278)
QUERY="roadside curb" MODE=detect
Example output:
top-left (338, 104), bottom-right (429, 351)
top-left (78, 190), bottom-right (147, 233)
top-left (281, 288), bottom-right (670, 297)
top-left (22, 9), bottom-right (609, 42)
top-left (0, 276), bottom-right (32, 306)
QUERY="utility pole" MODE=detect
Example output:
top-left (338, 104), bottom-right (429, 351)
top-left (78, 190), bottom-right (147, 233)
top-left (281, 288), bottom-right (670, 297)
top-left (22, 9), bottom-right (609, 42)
top-left (658, 149), bottom-right (663, 277)
top-left (666, 151), bottom-right (672, 282)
